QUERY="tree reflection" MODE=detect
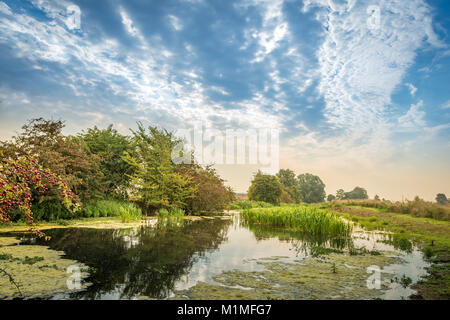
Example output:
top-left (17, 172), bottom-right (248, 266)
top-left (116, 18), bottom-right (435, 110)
top-left (31, 218), bottom-right (232, 299)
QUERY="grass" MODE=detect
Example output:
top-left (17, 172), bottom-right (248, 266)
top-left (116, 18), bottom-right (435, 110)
top-left (119, 203), bottom-right (142, 223)
top-left (241, 205), bottom-right (352, 237)
top-left (324, 202), bottom-right (450, 299)
top-left (228, 200), bottom-right (274, 210)
top-left (331, 198), bottom-right (450, 221)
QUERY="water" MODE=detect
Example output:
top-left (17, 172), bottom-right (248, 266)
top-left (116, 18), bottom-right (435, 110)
top-left (4, 214), bottom-right (429, 300)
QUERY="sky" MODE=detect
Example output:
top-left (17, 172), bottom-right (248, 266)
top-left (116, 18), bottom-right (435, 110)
top-left (0, 0), bottom-right (449, 201)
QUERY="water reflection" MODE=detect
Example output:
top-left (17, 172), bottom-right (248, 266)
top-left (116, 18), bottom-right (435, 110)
top-left (8, 214), bottom-right (429, 300)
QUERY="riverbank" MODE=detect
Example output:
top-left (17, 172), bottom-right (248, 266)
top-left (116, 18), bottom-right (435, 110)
top-left (325, 203), bottom-right (450, 300)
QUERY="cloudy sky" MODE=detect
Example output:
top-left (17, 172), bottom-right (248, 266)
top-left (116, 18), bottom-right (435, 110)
top-left (0, 0), bottom-right (449, 200)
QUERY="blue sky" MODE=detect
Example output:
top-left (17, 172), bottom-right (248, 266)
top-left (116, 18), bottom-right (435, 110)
top-left (0, 0), bottom-right (449, 200)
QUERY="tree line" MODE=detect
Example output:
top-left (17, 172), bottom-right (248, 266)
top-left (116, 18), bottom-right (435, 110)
top-left (247, 169), bottom-right (371, 205)
top-left (0, 118), bottom-right (235, 226)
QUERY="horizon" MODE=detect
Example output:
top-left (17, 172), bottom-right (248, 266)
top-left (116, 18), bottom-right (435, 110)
top-left (1, 0), bottom-right (449, 202)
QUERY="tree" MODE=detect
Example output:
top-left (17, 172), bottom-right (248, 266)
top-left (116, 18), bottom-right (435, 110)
top-left (336, 189), bottom-right (345, 200)
top-left (248, 171), bottom-right (282, 205)
top-left (0, 151), bottom-right (79, 236)
top-left (276, 169), bottom-right (301, 203)
top-left (374, 194), bottom-right (380, 201)
top-left (0, 118), bottom-right (104, 202)
top-left (436, 193), bottom-right (448, 205)
top-left (123, 123), bottom-right (196, 213)
top-left (327, 194), bottom-right (336, 202)
top-left (77, 125), bottom-right (135, 199)
top-left (177, 164), bottom-right (234, 215)
top-left (297, 173), bottom-right (326, 203)
top-left (344, 187), bottom-right (368, 200)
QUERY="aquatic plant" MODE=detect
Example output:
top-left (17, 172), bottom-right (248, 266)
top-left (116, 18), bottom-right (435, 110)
top-left (241, 205), bottom-right (352, 237)
top-left (119, 204), bottom-right (142, 223)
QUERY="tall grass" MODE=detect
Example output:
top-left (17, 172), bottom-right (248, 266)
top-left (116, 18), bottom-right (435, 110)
top-left (332, 198), bottom-right (450, 221)
top-left (228, 200), bottom-right (274, 210)
top-left (241, 205), bottom-right (353, 237)
top-left (119, 203), bottom-right (142, 223)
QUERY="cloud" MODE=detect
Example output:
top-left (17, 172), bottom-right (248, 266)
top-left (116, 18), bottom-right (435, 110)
top-left (168, 15), bottom-right (183, 31)
top-left (398, 100), bottom-right (426, 130)
top-left (442, 100), bottom-right (450, 110)
top-left (406, 83), bottom-right (418, 97)
top-left (289, 0), bottom-right (444, 168)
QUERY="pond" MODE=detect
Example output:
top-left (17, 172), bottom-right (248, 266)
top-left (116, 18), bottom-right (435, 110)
top-left (0, 213), bottom-right (429, 300)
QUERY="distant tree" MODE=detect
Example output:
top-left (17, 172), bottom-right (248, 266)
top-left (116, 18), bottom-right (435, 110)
top-left (344, 187), bottom-right (369, 200)
top-left (327, 194), bottom-right (336, 202)
top-left (374, 194), bottom-right (380, 201)
top-left (336, 189), bottom-right (345, 200)
top-left (276, 169), bottom-right (301, 203)
top-left (297, 173), bottom-right (326, 203)
top-left (248, 171), bottom-right (282, 205)
top-left (436, 193), bottom-right (448, 205)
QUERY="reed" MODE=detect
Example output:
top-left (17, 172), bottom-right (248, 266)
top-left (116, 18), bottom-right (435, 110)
top-left (241, 205), bottom-right (353, 237)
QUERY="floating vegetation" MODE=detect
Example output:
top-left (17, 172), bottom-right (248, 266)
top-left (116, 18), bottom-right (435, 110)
top-left (241, 206), bottom-right (353, 237)
top-left (310, 246), bottom-right (344, 257)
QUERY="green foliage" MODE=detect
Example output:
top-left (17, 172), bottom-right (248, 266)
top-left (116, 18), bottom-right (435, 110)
top-left (327, 194), bottom-right (336, 202)
top-left (123, 123), bottom-right (196, 213)
top-left (228, 200), bottom-right (274, 210)
top-left (276, 169), bottom-right (301, 203)
top-left (297, 173), bottom-right (326, 203)
top-left (120, 205), bottom-right (142, 223)
top-left (335, 189), bottom-right (345, 200)
top-left (248, 171), bottom-right (283, 205)
top-left (336, 198), bottom-right (450, 221)
top-left (241, 205), bottom-right (353, 237)
top-left (436, 193), bottom-right (448, 205)
top-left (80, 200), bottom-right (140, 218)
top-left (343, 187), bottom-right (369, 200)
top-left (77, 125), bottom-right (135, 199)
top-left (156, 207), bottom-right (185, 219)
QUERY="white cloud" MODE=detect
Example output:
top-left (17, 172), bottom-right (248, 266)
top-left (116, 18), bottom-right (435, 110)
top-left (168, 15), bottom-right (183, 31)
top-left (398, 100), bottom-right (426, 130)
top-left (442, 100), bottom-right (450, 110)
top-left (406, 83), bottom-right (418, 97)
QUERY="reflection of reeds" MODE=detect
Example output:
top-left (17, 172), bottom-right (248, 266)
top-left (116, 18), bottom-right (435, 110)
top-left (241, 206), bottom-right (353, 237)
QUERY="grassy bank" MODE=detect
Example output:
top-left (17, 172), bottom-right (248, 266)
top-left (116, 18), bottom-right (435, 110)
top-left (323, 203), bottom-right (450, 299)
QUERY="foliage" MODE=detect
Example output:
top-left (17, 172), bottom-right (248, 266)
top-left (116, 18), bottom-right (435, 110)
top-left (120, 204), bottom-right (142, 223)
top-left (0, 118), bottom-right (104, 202)
top-left (77, 125), bottom-right (135, 199)
top-left (336, 189), bottom-right (345, 200)
top-left (228, 200), bottom-right (274, 210)
top-left (123, 123), bottom-right (196, 213)
top-left (241, 205), bottom-right (352, 237)
top-left (436, 193), bottom-right (448, 205)
top-left (0, 151), bottom-right (79, 236)
top-left (177, 164), bottom-right (233, 215)
top-left (327, 194), bottom-right (336, 202)
top-left (297, 173), bottom-right (326, 203)
top-left (80, 200), bottom-right (140, 218)
top-left (276, 169), bottom-right (301, 203)
top-left (334, 198), bottom-right (450, 221)
top-left (344, 187), bottom-right (368, 200)
top-left (248, 171), bottom-right (283, 205)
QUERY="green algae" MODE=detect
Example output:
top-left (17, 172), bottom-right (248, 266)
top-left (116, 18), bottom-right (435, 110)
top-left (0, 238), bottom-right (89, 299)
top-left (173, 253), bottom-right (402, 300)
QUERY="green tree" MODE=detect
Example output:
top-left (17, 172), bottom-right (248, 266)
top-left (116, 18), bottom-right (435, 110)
top-left (123, 123), bottom-right (196, 213)
top-left (276, 169), bottom-right (301, 203)
top-left (336, 189), bottom-right (345, 200)
top-left (78, 125), bottom-right (135, 199)
top-left (248, 171), bottom-right (282, 205)
top-left (327, 194), bottom-right (336, 202)
top-left (344, 187), bottom-right (368, 200)
top-left (436, 193), bottom-right (448, 205)
top-left (374, 194), bottom-right (380, 201)
top-left (297, 173), bottom-right (326, 203)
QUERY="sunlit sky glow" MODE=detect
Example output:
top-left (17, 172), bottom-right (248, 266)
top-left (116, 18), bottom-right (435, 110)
top-left (0, 0), bottom-right (449, 200)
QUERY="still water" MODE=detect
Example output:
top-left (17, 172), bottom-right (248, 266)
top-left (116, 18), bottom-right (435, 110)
top-left (11, 214), bottom-right (429, 300)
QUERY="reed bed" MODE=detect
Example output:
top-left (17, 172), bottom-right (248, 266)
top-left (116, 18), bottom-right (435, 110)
top-left (241, 206), bottom-right (353, 237)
